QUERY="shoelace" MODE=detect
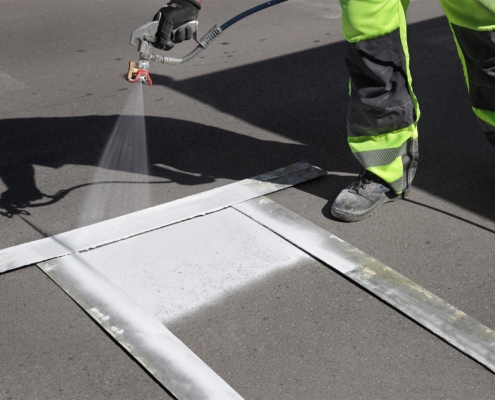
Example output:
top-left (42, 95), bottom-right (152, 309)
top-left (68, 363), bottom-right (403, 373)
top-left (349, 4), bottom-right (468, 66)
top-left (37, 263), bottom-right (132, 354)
top-left (350, 169), bottom-right (373, 192)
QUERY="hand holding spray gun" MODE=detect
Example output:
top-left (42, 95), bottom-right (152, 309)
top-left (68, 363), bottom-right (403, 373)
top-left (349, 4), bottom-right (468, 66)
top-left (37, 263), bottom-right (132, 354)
top-left (153, 0), bottom-right (202, 51)
top-left (127, 0), bottom-right (288, 85)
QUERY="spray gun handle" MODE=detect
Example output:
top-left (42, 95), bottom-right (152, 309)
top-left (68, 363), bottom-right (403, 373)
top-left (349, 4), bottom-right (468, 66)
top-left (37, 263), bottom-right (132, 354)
top-left (172, 21), bottom-right (199, 44)
top-left (130, 20), bottom-right (200, 48)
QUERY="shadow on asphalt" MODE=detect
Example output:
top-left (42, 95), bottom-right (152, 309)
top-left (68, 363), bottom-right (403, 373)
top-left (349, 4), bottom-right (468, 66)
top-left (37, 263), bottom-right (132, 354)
top-left (0, 16), bottom-right (494, 223)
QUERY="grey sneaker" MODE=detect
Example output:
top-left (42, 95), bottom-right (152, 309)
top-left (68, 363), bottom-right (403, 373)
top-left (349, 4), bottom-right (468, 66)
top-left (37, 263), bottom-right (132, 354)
top-left (331, 169), bottom-right (406, 222)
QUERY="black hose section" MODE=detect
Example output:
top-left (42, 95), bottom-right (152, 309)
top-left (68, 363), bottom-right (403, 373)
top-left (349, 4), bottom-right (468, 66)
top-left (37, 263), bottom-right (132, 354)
top-left (220, 0), bottom-right (288, 31)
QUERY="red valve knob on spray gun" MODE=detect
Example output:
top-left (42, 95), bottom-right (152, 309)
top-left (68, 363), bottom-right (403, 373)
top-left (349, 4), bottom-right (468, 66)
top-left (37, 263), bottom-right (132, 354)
top-left (126, 63), bottom-right (153, 85)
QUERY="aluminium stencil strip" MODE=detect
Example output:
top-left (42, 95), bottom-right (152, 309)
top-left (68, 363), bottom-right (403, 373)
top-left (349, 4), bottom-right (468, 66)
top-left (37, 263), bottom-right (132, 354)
top-left (234, 197), bottom-right (495, 373)
top-left (38, 253), bottom-right (244, 400)
top-left (0, 161), bottom-right (325, 274)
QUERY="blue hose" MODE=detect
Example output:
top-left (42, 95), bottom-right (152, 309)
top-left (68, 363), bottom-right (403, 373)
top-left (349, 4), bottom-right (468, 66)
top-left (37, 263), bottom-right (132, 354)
top-left (220, 0), bottom-right (288, 31)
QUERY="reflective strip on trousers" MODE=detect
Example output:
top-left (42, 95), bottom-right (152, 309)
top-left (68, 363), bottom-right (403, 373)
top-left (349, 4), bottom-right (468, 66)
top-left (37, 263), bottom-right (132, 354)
top-left (350, 135), bottom-right (419, 193)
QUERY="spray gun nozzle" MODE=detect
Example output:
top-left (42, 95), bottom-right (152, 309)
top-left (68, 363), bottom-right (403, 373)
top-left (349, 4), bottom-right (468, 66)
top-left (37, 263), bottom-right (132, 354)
top-left (126, 61), bottom-right (153, 86)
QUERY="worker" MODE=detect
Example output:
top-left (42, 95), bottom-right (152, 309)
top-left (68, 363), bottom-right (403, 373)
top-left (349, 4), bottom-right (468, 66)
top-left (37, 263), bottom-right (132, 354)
top-left (152, 0), bottom-right (495, 222)
top-left (331, 0), bottom-right (495, 221)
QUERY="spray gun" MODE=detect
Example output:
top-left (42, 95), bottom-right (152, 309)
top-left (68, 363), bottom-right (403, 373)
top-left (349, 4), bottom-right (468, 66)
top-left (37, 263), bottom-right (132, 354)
top-left (127, 0), bottom-right (288, 86)
top-left (127, 19), bottom-right (205, 85)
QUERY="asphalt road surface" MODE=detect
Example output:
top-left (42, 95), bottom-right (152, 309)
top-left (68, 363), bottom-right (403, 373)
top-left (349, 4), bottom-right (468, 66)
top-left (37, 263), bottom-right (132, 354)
top-left (1, 0), bottom-right (495, 399)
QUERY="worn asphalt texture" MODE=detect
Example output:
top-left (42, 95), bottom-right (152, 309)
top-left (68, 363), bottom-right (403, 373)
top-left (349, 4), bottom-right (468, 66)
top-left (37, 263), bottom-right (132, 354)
top-left (1, 0), bottom-right (495, 399)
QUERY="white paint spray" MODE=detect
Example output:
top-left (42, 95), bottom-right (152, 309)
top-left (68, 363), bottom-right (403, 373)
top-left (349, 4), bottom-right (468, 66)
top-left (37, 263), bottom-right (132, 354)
top-left (79, 83), bottom-right (150, 227)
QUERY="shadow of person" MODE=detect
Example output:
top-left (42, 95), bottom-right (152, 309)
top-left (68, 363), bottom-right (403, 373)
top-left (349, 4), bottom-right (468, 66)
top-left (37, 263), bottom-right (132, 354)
top-left (0, 163), bottom-right (42, 216)
top-left (1, 15), bottom-right (493, 223)
top-left (0, 114), bottom-right (355, 219)
top-left (150, 15), bottom-right (495, 223)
